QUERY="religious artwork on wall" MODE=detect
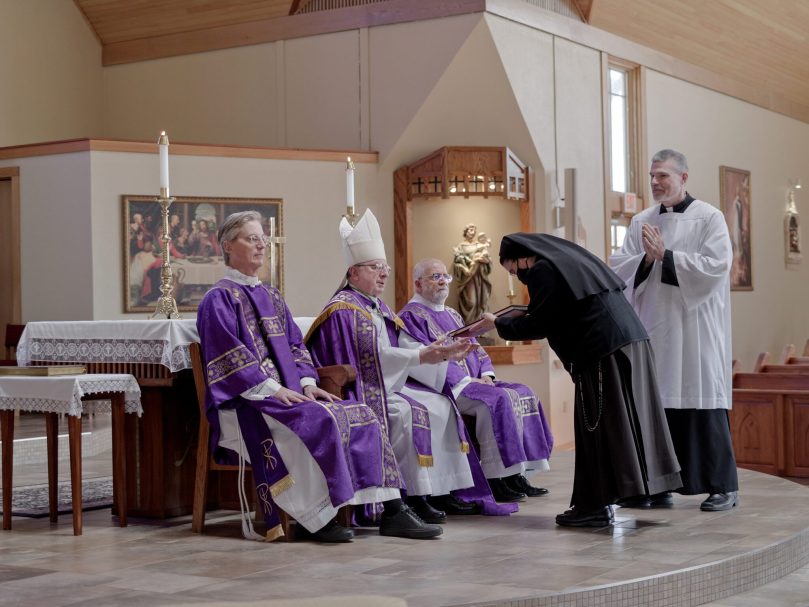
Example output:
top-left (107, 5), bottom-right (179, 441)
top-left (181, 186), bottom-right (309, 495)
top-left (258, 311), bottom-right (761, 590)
top-left (452, 224), bottom-right (493, 329)
top-left (123, 195), bottom-right (283, 313)
top-left (785, 208), bottom-right (801, 268)
top-left (719, 166), bottom-right (752, 290)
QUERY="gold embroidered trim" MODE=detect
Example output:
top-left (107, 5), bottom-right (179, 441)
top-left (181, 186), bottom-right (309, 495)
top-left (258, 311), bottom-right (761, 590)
top-left (304, 302), bottom-right (373, 343)
top-left (265, 524), bottom-right (285, 542)
top-left (270, 474), bottom-right (295, 498)
top-left (461, 441), bottom-right (470, 454)
top-left (418, 454), bottom-right (434, 467)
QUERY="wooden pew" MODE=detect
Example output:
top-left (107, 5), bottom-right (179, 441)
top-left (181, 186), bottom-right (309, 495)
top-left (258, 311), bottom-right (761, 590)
top-left (733, 373), bottom-right (809, 390)
top-left (731, 366), bottom-right (809, 478)
top-left (779, 344), bottom-right (809, 365)
top-left (731, 388), bottom-right (809, 478)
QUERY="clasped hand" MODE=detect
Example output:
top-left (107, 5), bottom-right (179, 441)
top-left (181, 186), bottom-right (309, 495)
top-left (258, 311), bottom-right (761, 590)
top-left (274, 384), bottom-right (337, 406)
top-left (641, 224), bottom-right (665, 263)
top-left (420, 336), bottom-right (475, 364)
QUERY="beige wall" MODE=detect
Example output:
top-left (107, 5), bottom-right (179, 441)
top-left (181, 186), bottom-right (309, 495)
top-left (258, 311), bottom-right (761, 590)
top-left (0, 0), bottom-right (102, 147)
top-left (103, 44), bottom-right (280, 147)
top-left (646, 70), bottom-right (809, 372)
top-left (0, 153), bottom-right (95, 320)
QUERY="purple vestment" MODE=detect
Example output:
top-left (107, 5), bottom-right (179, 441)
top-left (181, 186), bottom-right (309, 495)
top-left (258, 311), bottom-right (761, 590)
top-left (197, 279), bottom-right (403, 539)
top-left (307, 288), bottom-right (516, 515)
top-left (399, 301), bottom-right (554, 468)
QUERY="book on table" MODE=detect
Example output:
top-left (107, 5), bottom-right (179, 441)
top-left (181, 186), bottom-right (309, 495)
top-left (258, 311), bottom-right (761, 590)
top-left (448, 305), bottom-right (528, 339)
top-left (0, 365), bottom-right (87, 376)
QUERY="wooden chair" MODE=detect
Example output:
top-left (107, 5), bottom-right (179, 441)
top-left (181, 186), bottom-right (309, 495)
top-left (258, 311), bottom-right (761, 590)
top-left (1, 323), bottom-right (25, 366)
top-left (189, 341), bottom-right (356, 539)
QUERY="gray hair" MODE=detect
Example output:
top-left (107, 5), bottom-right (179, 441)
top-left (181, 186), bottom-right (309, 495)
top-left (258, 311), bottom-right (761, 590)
top-left (651, 149), bottom-right (689, 174)
top-left (413, 258), bottom-right (445, 282)
top-left (218, 210), bottom-right (262, 265)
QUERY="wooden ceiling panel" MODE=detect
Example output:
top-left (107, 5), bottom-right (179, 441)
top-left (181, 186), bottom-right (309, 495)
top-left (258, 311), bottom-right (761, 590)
top-left (74, 0), bottom-right (293, 44)
top-left (588, 0), bottom-right (809, 119)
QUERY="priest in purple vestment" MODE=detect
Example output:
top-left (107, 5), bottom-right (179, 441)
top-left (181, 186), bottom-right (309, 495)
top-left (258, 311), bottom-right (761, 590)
top-left (400, 258), bottom-right (554, 504)
top-left (306, 210), bottom-right (517, 523)
top-left (196, 211), bottom-right (443, 542)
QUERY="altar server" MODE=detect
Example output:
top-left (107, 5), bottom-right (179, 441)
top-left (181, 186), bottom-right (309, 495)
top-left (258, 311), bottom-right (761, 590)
top-left (610, 149), bottom-right (738, 512)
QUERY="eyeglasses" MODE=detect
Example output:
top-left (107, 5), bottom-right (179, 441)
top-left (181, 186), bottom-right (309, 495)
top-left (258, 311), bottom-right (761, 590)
top-left (420, 273), bottom-right (453, 283)
top-left (240, 235), bottom-right (269, 246)
top-left (356, 262), bottom-right (391, 273)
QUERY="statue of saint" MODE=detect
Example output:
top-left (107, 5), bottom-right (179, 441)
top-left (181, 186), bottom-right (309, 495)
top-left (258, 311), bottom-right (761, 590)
top-left (452, 224), bottom-right (493, 325)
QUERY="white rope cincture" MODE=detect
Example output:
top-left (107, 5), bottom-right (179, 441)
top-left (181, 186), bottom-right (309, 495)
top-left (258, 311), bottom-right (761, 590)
top-left (235, 424), bottom-right (266, 541)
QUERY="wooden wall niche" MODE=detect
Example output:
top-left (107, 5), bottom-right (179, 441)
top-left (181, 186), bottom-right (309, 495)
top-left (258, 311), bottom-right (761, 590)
top-left (393, 146), bottom-right (531, 310)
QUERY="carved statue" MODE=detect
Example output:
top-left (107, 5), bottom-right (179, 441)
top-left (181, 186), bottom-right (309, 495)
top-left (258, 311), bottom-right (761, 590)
top-left (452, 224), bottom-right (492, 325)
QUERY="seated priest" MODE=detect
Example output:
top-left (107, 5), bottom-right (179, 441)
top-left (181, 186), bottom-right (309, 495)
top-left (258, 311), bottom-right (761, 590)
top-left (306, 210), bottom-right (516, 522)
top-left (399, 258), bottom-right (554, 503)
top-left (196, 211), bottom-right (443, 542)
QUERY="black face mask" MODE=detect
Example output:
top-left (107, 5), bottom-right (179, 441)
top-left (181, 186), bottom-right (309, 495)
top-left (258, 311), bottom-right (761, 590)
top-left (516, 267), bottom-right (531, 284)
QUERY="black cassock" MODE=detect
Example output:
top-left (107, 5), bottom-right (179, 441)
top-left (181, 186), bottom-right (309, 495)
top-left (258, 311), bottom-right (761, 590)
top-left (495, 233), bottom-right (682, 509)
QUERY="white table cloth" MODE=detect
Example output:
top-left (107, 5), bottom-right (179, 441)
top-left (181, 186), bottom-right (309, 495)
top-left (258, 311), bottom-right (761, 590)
top-left (0, 374), bottom-right (142, 417)
top-left (16, 320), bottom-right (199, 372)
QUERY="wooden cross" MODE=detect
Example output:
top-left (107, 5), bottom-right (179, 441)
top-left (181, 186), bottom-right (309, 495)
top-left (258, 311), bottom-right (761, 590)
top-left (267, 216), bottom-right (286, 288)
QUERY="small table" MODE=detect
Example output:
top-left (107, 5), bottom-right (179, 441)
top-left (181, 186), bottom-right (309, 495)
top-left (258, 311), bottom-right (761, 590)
top-left (0, 373), bottom-right (142, 535)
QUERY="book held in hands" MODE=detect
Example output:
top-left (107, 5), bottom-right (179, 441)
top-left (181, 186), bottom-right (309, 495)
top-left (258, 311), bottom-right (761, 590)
top-left (448, 305), bottom-right (528, 339)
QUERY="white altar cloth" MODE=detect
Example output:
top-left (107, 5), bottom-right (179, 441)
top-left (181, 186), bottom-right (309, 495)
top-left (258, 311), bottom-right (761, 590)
top-left (16, 320), bottom-right (199, 372)
top-left (0, 374), bottom-right (142, 417)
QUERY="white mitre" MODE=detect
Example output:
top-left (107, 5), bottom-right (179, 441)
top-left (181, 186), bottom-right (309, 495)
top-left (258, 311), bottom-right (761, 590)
top-left (339, 209), bottom-right (387, 267)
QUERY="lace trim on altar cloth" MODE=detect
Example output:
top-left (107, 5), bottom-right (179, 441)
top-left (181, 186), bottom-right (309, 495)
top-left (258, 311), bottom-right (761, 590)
top-left (18, 338), bottom-right (192, 373)
top-left (0, 397), bottom-right (141, 417)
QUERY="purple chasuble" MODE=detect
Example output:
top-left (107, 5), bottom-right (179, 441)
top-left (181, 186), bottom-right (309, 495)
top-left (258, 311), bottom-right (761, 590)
top-left (197, 279), bottom-right (402, 538)
top-left (400, 302), bottom-right (554, 467)
top-left (308, 289), bottom-right (515, 515)
top-left (306, 288), bottom-right (443, 466)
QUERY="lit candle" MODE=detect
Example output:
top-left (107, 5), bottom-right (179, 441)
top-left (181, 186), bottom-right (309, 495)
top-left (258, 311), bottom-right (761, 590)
top-left (346, 156), bottom-right (355, 213)
top-left (158, 131), bottom-right (170, 197)
top-left (508, 272), bottom-right (515, 296)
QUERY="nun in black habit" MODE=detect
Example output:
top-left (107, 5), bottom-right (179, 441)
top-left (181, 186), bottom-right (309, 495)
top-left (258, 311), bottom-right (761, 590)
top-left (479, 233), bottom-right (681, 527)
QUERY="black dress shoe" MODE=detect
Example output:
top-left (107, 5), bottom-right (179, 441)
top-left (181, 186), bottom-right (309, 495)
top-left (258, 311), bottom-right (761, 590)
top-left (649, 491), bottom-right (674, 507)
top-left (505, 474), bottom-right (549, 497)
top-left (380, 504), bottom-right (443, 539)
top-left (616, 495), bottom-right (652, 508)
top-left (488, 478), bottom-right (527, 503)
top-left (310, 519), bottom-right (354, 543)
top-left (700, 492), bottom-right (738, 512)
top-left (428, 494), bottom-right (482, 515)
top-left (405, 496), bottom-right (447, 524)
top-left (555, 506), bottom-right (614, 528)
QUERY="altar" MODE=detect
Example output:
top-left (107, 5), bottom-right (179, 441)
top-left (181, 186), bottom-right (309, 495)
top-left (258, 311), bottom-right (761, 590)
top-left (17, 319), bottom-right (201, 518)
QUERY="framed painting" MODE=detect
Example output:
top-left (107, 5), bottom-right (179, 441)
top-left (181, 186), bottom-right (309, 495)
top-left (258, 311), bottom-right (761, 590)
top-left (719, 166), bottom-right (752, 290)
top-left (123, 195), bottom-right (283, 313)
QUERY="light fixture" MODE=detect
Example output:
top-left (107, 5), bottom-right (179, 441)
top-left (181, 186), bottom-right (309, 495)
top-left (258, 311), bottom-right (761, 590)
top-left (788, 178), bottom-right (802, 213)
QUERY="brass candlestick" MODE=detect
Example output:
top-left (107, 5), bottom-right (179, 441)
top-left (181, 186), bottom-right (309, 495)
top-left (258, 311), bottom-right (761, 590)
top-left (151, 187), bottom-right (182, 319)
top-left (343, 206), bottom-right (360, 227)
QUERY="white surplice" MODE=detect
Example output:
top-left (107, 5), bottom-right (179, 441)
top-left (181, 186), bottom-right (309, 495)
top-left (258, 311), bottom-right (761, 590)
top-left (368, 308), bottom-right (474, 497)
top-left (609, 200), bottom-right (733, 410)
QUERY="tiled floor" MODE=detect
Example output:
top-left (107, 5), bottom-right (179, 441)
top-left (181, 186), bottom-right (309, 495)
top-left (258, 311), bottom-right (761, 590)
top-left (2, 419), bottom-right (809, 606)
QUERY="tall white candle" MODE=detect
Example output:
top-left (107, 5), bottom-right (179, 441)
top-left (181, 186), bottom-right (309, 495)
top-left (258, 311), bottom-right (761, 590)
top-left (508, 272), bottom-right (515, 295)
top-left (158, 131), bottom-right (170, 197)
top-left (346, 156), bottom-right (355, 213)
